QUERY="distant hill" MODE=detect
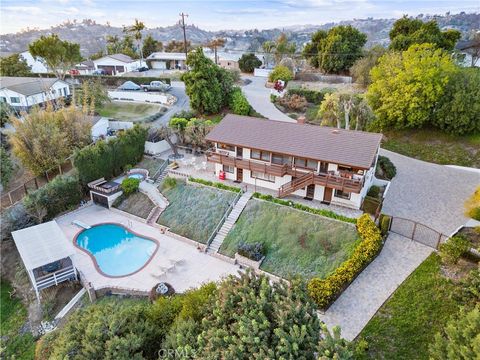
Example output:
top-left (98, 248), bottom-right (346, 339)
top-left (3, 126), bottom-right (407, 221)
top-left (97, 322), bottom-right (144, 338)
top-left (1, 12), bottom-right (478, 57)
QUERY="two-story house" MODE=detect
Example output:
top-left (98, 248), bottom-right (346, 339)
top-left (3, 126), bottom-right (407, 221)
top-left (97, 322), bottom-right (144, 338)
top-left (205, 114), bottom-right (383, 209)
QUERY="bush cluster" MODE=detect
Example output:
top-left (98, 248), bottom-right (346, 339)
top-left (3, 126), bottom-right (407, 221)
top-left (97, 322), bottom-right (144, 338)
top-left (307, 214), bottom-right (383, 309)
top-left (229, 88), bottom-right (251, 115)
top-left (189, 177), bottom-right (242, 193)
top-left (74, 125), bottom-right (147, 185)
top-left (121, 178), bottom-right (140, 196)
top-left (162, 177), bottom-right (177, 191)
top-left (238, 53), bottom-right (262, 73)
top-left (23, 175), bottom-right (82, 222)
top-left (277, 94), bottom-right (308, 111)
top-left (268, 65), bottom-right (294, 83)
top-left (287, 88), bottom-right (334, 104)
top-left (237, 242), bottom-right (265, 261)
top-left (367, 185), bottom-right (381, 198)
top-left (252, 192), bottom-right (357, 224)
top-left (376, 155), bottom-right (397, 180)
top-left (438, 235), bottom-right (470, 265)
top-left (378, 214), bottom-right (391, 236)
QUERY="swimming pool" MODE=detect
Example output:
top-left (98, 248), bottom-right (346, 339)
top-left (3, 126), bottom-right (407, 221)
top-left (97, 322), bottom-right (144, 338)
top-left (75, 223), bottom-right (158, 277)
top-left (128, 173), bottom-right (145, 180)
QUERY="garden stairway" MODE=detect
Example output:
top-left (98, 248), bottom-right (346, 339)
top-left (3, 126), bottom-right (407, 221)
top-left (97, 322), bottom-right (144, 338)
top-left (207, 190), bottom-right (253, 253)
top-left (146, 206), bottom-right (163, 224)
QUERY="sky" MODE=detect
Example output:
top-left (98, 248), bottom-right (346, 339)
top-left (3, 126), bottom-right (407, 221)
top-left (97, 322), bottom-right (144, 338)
top-left (1, 0), bottom-right (479, 34)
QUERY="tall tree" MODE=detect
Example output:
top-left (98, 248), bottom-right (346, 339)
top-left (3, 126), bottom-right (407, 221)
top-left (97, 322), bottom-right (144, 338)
top-left (304, 25), bottom-right (367, 74)
top-left (389, 16), bottom-right (461, 51)
top-left (206, 38), bottom-right (226, 64)
top-left (238, 53), bottom-right (262, 73)
top-left (29, 34), bottom-right (81, 79)
top-left (367, 43), bottom-right (457, 131)
top-left (350, 45), bottom-right (387, 87)
top-left (125, 19), bottom-right (146, 65)
top-left (273, 33), bottom-right (296, 64)
top-left (142, 34), bottom-right (163, 58)
top-left (262, 40), bottom-right (275, 68)
top-left (0, 53), bottom-right (32, 76)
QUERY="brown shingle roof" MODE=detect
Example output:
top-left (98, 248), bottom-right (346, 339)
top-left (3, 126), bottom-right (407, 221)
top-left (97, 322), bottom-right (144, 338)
top-left (205, 114), bottom-right (383, 169)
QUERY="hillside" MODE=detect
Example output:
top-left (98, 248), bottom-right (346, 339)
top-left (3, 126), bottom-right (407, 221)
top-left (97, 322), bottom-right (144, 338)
top-left (1, 12), bottom-right (478, 56)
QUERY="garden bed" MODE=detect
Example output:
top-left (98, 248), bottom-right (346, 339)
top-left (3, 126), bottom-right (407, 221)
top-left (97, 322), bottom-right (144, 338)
top-left (113, 192), bottom-right (156, 219)
top-left (219, 199), bottom-right (360, 279)
top-left (157, 181), bottom-right (237, 243)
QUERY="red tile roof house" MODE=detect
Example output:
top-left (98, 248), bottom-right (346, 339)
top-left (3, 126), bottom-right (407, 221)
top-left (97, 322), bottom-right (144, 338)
top-left (205, 114), bottom-right (383, 209)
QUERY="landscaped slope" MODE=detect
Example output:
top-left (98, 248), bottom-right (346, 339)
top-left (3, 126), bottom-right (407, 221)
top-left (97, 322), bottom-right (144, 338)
top-left (220, 199), bottom-right (360, 279)
top-left (157, 182), bottom-right (237, 243)
top-left (113, 192), bottom-right (156, 219)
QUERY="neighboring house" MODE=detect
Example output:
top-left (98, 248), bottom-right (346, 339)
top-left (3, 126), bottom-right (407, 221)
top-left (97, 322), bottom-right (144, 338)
top-left (205, 114), bottom-right (382, 209)
top-left (92, 54), bottom-right (140, 75)
top-left (0, 76), bottom-right (70, 111)
top-left (146, 52), bottom-right (187, 70)
top-left (218, 58), bottom-right (239, 70)
top-left (0, 50), bottom-right (49, 73)
top-left (74, 60), bottom-right (95, 75)
top-left (455, 39), bottom-right (480, 67)
top-left (90, 115), bottom-right (133, 141)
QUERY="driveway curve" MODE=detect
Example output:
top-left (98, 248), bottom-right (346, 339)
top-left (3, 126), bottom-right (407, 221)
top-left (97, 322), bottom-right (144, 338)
top-left (151, 81), bottom-right (190, 128)
top-left (380, 149), bottom-right (480, 235)
top-left (242, 75), bottom-right (296, 122)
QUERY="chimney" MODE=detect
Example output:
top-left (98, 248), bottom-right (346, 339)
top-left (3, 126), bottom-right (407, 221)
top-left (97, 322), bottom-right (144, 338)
top-left (297, 116), bottom-right (306, 125)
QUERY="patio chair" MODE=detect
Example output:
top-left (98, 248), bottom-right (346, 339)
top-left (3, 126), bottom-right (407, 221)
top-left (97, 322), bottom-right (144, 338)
top-left (151, 271), bottom-right (166, 280)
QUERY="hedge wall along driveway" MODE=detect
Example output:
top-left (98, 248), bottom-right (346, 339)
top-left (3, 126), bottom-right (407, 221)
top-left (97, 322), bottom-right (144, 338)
top-left (157, 182), bottom-right (237, 243)
top-left (220, 199), bottom-right (360, 279)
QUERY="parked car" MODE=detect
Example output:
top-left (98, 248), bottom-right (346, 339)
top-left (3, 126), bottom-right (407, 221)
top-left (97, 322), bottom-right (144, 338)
top-left (117, 81), bottom-right (141, 91)
top-left (140, 81), bottom-right (171, 92)
top-left (69, 69), bottom-right (80, 75)
top-left (93, 69), bottom-right (106, 75)
top-left (137, 66), bottom-right (149, 72)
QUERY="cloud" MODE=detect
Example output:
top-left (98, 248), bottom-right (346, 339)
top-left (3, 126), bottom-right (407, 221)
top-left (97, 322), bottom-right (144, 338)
top-left (2, 6), bottom-right (43, 15)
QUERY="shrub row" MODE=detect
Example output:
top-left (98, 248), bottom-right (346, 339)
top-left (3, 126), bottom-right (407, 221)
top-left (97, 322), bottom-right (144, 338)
top-left (74, 125), bottom-right (147, 185)
top-left (287, 88), bottom-right (334, 104)
top-left (252, 192), bottom-right (357, 224)
top-left (375, 155), bottom-right (397, 180)
top-left (229, 88), bottom-right (252, 116)
top-left (188, 177), bottom-right (242, 193)
top-left (307, 214), bottom-right (384, 310)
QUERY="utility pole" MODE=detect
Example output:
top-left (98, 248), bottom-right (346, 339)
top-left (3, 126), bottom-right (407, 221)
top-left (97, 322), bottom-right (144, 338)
top-left (179, 12), bottom-right (189, 61)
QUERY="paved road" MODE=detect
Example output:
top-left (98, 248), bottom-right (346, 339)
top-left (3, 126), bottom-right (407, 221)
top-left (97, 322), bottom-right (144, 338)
top-left (151, 81), bottom-right (190, 128)
top-left (242, 76), bottom-right (296, 122)
top-left (320, 233), bottom-right (433, 341)
top-left (380, 149), bottom-right (480, 236)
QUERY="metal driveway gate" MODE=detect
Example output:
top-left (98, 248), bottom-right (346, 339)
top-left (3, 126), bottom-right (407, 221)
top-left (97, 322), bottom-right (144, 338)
top-left (389, 217), bottom-right (448, 249)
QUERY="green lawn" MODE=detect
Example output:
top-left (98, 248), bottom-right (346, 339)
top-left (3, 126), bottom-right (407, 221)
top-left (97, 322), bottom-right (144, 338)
top-left (157, 181), bottom-right (237, 243)
top-left (113, 192), bottom-right (156, 219)
top-left (0, 280), bottom-right (36, 359)
top-left (358, 254), bottom-right (462, 360)
top-left (382, 129), bottom-right (480, 168)
top-left (135, 156), bottom-right (165, 176)
top-left (97, 101), bottom-right (165, 121)
top-left (220, 199), bottom-right (360, 279)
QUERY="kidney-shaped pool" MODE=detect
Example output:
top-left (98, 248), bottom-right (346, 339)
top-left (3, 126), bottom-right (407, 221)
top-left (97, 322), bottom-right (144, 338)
top-left (75, 223), bottom-right (158, 277)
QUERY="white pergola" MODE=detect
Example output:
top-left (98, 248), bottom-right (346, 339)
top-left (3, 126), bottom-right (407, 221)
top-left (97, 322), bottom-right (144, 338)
top-left (12, 221), bottom-right (77, 301)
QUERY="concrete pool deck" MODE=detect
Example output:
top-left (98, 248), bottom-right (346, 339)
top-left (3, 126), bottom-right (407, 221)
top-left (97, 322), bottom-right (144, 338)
top-left (56, 204), bottom-right (241, 293)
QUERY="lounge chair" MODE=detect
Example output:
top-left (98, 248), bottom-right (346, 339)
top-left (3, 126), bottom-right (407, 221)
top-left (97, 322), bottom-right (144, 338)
top-left (72, 220), bottom-right (91, 229)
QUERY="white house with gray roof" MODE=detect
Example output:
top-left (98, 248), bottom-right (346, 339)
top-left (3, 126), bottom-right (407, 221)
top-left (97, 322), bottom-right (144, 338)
top-left (0, 76), bottom-right (70, 111)
top-left (92, 54), bottom-right (140, 75)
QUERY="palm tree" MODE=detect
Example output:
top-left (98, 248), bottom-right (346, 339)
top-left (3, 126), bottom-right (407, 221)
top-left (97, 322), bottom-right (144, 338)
top-left (106, 35), bottom-right (120, 54)
top-left (262, 41), bottom-right (275, 68)
top-left (126, 19), bottom-right (146, 66)
top-left (207, 38), bottom-right (226, 64)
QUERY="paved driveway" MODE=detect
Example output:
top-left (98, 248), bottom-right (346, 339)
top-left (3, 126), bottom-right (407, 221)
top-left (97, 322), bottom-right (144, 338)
top-left (381, 149), bottom-right (479, 236)
top-left (151, 81), bottom-right (190, 128)
top-left (242, 76), bottom-right (296, 122)
top-left (320, 233), bottom-right (433, 341)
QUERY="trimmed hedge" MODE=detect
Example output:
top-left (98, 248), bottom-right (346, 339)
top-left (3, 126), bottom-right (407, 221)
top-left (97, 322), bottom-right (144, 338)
top-left (188, 177), bottom-right (242, 193)
top-left (229, 88), bottom-right (251, 116)
top-left (287, 88), bottom-right (334, 104)
top-left (376, 155), bottom-right (397, 180)
top-left (252, 192), bottom-right (357, 224)
top-left (74, 125), bottom-right (147, 185)
top-left (307, 214), bottom-right (384, 310)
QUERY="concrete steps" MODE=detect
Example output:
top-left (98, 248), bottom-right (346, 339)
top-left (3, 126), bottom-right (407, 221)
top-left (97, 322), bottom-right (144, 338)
top-left (146, 206), bottom-right (163, 224)
top-left (207, 190), bottom-right (252, 253)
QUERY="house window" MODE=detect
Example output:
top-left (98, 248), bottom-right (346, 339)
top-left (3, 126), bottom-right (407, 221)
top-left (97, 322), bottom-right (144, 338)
top-left (223, 165), bottom-right (234, 173)
top-left (271, 153), bottom-right (292, 165)
top-left (63, 88), bottom-right (68, 96)
top-left (218, 143), bottom-right (235, 152)
top-left (294, 157), bottom-right (317, 170)
top-left (320, 162), bottom-right (328, 173)
top-left (251, 150), bottom-right (270, 161)
top-left (335, 189), bottom-right (351, 200)
top-left (0, 97), bottom-right (6, 103)
top-left (10, 97), bottom-right (20, 104)
top-left (251, 171), bottom-right (275, 182)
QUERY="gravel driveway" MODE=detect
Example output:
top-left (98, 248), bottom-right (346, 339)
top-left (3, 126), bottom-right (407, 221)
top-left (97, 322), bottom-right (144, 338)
top-left (380, 149), bottom-right (479, 235)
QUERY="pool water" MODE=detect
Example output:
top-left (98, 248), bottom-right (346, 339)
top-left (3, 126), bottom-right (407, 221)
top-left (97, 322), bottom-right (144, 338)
top-left (128, 173), bottom-right (144, 180)
top-left (76, 224), bottom-right (157, 277)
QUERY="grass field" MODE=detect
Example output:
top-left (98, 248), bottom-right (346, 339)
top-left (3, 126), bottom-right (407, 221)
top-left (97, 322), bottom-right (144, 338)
top-left (157, 181), bottom-right (237, 243)
top-left (113, 192), bottom-right (155, 219)
top-left (0, 280), bottom-right (36, 359)
top-left (220, 199), bottom-right (360, 279)
top-left (358, 254), bottom-right (465, 360)
top-left (97, 101), bottom-right (165, 121)
top-left (382, 129), bottom-right (480, 167)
